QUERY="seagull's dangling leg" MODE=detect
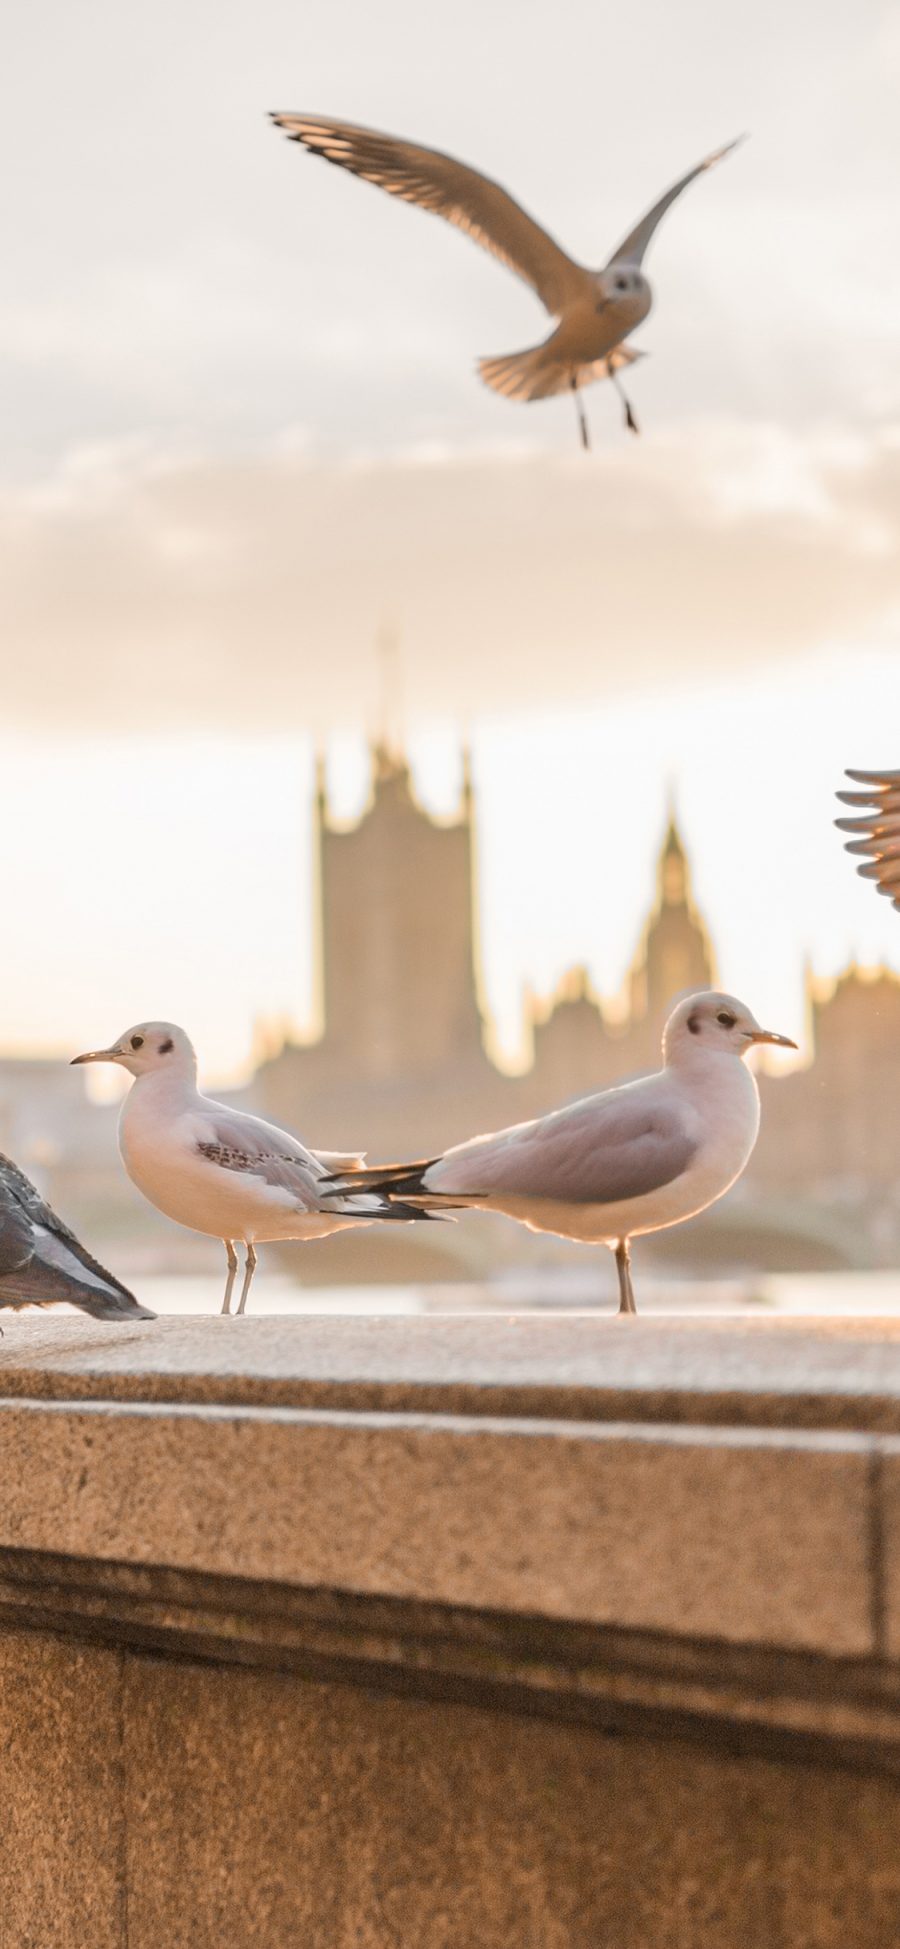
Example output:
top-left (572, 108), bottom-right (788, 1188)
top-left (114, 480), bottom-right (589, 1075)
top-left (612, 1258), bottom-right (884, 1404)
top-left (221, 1239), bottom-right (239, 1315)
top-left (570, 377), bottom-right (590, 452)
top-left (611, 370), bottom-right (640, 437)
top-left (614, 1238), bottom-right (638, 1316)
top-left (235, 1241), bottom-right (258, 1316)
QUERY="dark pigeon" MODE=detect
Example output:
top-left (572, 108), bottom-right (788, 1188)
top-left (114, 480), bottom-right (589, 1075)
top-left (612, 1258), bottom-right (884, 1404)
top-left (0, 1154), bottom-right (153, 1318)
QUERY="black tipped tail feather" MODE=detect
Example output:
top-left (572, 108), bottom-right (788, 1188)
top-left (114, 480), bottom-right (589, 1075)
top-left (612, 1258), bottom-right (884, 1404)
top-left (324, 1160), bottom-right (473, 1213)
top-left (325, 1158), bottom-right (436, 1197)
top-left (358, 1195), bottom-right (448, 1224)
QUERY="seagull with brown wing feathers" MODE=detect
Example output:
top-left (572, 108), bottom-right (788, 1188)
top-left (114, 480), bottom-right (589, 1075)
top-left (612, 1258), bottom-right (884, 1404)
top-left (270, 112), bottom-right (744, 449)
top-left (72, 1021), bottom-right (438, 1316)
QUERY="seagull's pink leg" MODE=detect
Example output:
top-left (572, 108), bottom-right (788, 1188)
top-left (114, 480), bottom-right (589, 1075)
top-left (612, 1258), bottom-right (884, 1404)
top-left (614, 1238), bottom-right (638, 1316)
top-left (221, 1239), bottom-right (238, 1315)
top-left (235, 1241), bottom-right (258, 1316)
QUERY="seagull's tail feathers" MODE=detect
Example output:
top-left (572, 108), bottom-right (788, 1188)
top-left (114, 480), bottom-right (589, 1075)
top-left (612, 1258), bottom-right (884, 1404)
top-left (478, 340), bottom-right (646, 403)
top-left (478, 341), bottom-right (571, 403)
top-left (320, 1170), bottom-right (450, 1223)
top-left (323, 1159), bottom-right (474, 1214)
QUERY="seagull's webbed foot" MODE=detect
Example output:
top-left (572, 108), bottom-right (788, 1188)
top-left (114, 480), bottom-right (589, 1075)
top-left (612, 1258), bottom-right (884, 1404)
top-left (614, 1238), bottom-right (638, 1316)
top-left (221, 1239), bottom-right (238, 1316)
top-left (235, 1241), bottom-right (258, 1316)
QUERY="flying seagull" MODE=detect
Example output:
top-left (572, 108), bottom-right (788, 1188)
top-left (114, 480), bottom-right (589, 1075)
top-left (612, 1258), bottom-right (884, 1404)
top-left (72, 1021), bottom-right (435, 1315)
top-left (0, 1152), bottom-right (153, 1318)
top-left (835, 768), bottom-right (900, 909)
top-left (270, 112), bottom-right (743, 449)
top-left (323, 992), bottom-right (795, 1315)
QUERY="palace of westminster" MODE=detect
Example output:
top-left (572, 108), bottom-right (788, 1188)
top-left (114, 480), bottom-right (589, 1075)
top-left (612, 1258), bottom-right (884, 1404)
top-left (5, 736), bottom-right (900, 1279)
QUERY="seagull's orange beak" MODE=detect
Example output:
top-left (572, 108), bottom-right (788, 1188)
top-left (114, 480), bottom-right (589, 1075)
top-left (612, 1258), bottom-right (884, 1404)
top-left (744, 1028), bottom-right (798, 1050)
top-left (70, 1046), bottom-right (123, 1066)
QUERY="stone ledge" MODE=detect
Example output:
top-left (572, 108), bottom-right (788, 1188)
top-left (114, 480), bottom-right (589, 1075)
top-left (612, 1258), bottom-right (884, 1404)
top-left (4, 1318), bottom-right (900, 1946)
top-left (0, 1317), bottom-right (898, 1744)
top-left (4, 1313), bottom-right (900, 1430)
top-left (0, 1396), bottom-right (878, 1656)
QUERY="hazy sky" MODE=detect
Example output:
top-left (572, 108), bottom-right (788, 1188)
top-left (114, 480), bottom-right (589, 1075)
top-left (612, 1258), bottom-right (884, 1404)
top-left (1, 0), bottom-right (899, 1074)
top-left (4, 0), bottom-right (898, 467)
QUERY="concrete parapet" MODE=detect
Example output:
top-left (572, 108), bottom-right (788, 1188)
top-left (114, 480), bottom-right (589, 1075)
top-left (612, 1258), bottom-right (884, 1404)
top-left (1, 1315), bottom-right (900, 1945)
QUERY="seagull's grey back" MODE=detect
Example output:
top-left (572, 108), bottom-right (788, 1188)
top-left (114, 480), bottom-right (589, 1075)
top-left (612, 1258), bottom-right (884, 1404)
top-left (430, 1075), bottom-right (699, 1205)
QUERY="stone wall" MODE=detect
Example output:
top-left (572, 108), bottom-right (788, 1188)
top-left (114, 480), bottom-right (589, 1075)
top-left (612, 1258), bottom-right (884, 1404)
top-left (2, 1315), bottom-right (900, 1945)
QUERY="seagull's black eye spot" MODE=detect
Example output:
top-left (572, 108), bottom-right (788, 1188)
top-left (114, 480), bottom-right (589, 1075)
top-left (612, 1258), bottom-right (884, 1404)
top-left (687, 1013), bottom-right (701, 1035)
top-left (614, 277), bottom-right (628, 292)
top-left (130, 1035), bottom-right (144, 1051)
top-left (716, 1011), bottom-right (737, 1030)
top-left (159, 1037), bottom-right (174, 1055)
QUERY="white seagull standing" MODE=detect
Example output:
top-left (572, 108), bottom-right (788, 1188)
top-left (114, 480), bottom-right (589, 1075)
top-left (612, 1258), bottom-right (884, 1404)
top-left (270, 111), bottom-right (743, 448)
top-left (324, 993), bottom-right (795, 1315)
top-left (835, 768), bottom-right (900, 910)
top-left (71, 1022), bottom-right (432, 1314)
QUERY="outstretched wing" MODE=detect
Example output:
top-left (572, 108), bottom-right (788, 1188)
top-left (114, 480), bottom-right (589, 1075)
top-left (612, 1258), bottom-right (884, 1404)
top-left (836, 768), bottom-right (900, 911)
top-left (429, 1086), bottom-right (698, 1207)
top-left (271, 112), bottom-right (586, 317)
top-left (606, 137), bottom-right (744, 268)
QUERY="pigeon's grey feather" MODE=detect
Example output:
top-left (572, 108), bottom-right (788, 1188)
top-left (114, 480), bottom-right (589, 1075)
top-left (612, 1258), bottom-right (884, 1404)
top-left (0, 1155), bottom-right (153, 1317)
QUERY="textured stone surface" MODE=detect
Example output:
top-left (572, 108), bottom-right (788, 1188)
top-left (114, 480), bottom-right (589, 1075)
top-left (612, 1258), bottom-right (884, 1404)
top-left (122, 1655), bottom-right (900, 1949)
top-left (874, 1440), bottom-right (900, 1660)
top-left (3, 1631), bottom-right (900, 1949)
top-left (1, 1317), bottom-right (899, 1947)
top-left (3, 1313), bottom-right (900, 1430)
top-left (0, 1626), bottom-right (124, 1947)
top-left (0, 1401), bottom-right (875, 1654)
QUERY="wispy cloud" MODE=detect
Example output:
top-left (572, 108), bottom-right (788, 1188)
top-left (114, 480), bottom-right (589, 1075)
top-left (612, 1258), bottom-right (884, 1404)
top-left (1, 425), bottom-right (897, 734)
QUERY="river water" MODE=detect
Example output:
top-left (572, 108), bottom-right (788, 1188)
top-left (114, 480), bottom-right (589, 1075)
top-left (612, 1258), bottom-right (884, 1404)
top-left (127, 1270), bottom-right (900, 1319)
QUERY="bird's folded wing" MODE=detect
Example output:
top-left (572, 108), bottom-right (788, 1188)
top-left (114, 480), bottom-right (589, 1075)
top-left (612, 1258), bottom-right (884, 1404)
top-left (313, 1147), bottom-right (366, 1172)
top-left (0, 1176), bottom-right (37, 1276)
top-left (197, 1112), bottom-right (328, 1206)
top-left (433, 1091), bottom-right (698, 1205)
top-left (607, 138), bottom-right (742, 268)
top-left (0, 1153), bottom-right (136, 1297)
top-left (271, 113), bottom-right (585, 316)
